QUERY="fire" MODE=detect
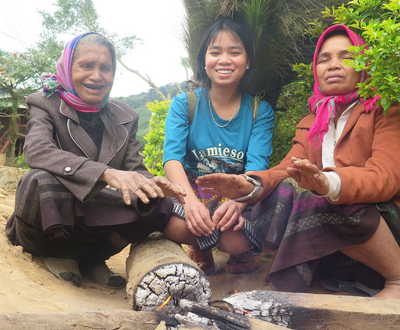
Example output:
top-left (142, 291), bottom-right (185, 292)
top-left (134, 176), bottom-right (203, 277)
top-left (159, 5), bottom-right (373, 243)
top-left (234, 290), bottom-right (244, 315)
top-left (157, 295), bottom-right (172, 309)
top-left (247, 311), bottom-right (251, 318)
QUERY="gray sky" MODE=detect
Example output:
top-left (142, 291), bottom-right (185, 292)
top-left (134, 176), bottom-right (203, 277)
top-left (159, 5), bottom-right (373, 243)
top-left (0, 0), bottom-right (189, 97)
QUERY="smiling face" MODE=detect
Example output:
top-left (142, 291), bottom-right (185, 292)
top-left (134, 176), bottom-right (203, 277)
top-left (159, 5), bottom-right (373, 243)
top-left (71, 43), bottom-right (114, 104)
top-left (204, 31), bottom-right (250, 89)
top-left (316, 34), bottom-right (360, 95)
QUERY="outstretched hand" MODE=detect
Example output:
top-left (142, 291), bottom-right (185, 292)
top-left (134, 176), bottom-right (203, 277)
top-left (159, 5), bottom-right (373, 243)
top-left (195, 173), bottom-right (254, 199)
top-left (151, 176), bottom-right (186, 204)
top-left (286, 157), bottom-right (329, 195)
top-left (100, 169), bottom-right (186, 205)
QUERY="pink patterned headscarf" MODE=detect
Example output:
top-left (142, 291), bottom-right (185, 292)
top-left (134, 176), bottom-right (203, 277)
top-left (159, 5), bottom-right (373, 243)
top-left (42, 32), bottom-right (111, 113)
top-left (307, 24), bottom-right (380, 148)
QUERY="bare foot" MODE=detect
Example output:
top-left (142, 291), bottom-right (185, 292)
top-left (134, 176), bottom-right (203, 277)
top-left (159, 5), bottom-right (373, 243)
top-left (374, 280), bottom-right (400, 299)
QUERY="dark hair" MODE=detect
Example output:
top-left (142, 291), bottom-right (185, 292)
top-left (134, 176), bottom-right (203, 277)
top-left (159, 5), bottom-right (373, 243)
top-left (322, 30), bottom-right (351, 45)
top-left (74, 33), bottom-right (117, 76)
top-left (195, 16), bottom-right (256, 93)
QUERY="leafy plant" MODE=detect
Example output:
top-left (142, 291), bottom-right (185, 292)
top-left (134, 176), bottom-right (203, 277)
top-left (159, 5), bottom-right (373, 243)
top-left (269, 63), bottom-right (314, 166)
top-left (142, 100), bottom-right (171, 176)
top-left (15, 154), bottom-right (30, 170)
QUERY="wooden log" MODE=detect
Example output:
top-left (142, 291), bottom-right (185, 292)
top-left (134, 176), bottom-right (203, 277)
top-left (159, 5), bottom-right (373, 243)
top-left (126, 233), bottom-right (211, 314)
top-left (224, 290), bottom-right (400, 330)
top-left (0, 310), bottom-right (178, 330)
top-left (180, 299), bottom-right (288, 330)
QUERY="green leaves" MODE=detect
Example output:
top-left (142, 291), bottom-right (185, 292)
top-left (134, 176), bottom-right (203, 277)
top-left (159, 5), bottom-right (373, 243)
top-left (142, 100), bottom-right (172, 176)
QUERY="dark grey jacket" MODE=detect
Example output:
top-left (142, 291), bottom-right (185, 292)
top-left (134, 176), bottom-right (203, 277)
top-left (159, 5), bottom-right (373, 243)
top-left (24, 92), bottom-right (152, 203)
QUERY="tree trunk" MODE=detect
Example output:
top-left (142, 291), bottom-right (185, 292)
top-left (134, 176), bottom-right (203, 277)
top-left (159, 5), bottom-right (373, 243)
top-left (126, 233), bottom-right (211, 314)
top-left (7, 90), bottom-right (18, 163)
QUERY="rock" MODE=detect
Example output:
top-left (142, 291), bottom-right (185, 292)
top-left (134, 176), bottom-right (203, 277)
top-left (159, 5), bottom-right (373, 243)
top-left (0, 166), bottom-right (28, 190)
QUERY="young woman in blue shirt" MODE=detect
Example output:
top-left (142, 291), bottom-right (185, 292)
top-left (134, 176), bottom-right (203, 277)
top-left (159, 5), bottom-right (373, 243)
top-left (163, 16), bottom-right (274, 275)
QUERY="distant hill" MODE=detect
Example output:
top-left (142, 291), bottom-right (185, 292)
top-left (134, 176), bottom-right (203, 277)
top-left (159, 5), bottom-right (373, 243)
top-left (113, 82), bottom-right (187, 148)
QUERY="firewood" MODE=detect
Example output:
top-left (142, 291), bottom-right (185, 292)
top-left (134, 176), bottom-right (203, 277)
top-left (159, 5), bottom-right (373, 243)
top-left (126, 233), bottom-right (211, 314)
top-left (0, 310), bottom-right (178, 330)
top-left (225, 290), bottom-right (400, 330)
top-left (180, 299), bottom-right (288, 330)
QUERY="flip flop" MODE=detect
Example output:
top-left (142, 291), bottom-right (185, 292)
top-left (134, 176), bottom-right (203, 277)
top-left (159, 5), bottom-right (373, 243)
top-left (321, 277), bottom-right (355, 293)
top-left (42, 257), bottom-right (81, 287)
top-left (349, 282), bottom-right (381, 297)
top-left (84, 263), bottom-right (126, 289)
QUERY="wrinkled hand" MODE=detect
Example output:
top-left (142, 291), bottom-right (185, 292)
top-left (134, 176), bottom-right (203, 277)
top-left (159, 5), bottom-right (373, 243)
top-left (151, 176), bottom-right (186, 204)
top-left (101, 168), bottom-right (166, 205)
top-left (212, 200), bottom-right (246, 232)
top-left (183, 197), bottom-right (215, 237)
top-left (195, 173), bottom-right (254, 199)
top-left (286, 157), bottom-right (329, 195)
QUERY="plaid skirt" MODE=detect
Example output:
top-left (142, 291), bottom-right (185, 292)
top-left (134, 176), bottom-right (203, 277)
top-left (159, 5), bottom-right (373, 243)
top-left (172, 169), bottom-right (263, 255)
top-left (252, 177), bottom-right (400, 292)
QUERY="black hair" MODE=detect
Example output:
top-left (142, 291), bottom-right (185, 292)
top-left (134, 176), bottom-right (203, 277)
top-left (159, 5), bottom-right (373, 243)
top-left (322, 30), bottom-right (351, 44)
top-left (195, 15), bottom-right (256, 93)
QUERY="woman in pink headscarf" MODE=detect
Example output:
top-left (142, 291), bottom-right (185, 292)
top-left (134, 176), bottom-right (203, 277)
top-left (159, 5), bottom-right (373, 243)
top-left (196, 24), bottom-right (400, 298)
top-left (6, 32), bottom-right (185, 290)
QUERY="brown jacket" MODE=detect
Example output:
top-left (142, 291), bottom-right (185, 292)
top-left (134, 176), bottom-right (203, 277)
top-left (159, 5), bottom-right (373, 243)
top-left (24, 92), bottom-right (151, 203)
top-left (247, 103), bottom-right (400, 207)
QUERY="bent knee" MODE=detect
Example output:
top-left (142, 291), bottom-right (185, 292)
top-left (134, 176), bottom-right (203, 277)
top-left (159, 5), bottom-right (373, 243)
top-left (217, 229), bottom-right (252, 255)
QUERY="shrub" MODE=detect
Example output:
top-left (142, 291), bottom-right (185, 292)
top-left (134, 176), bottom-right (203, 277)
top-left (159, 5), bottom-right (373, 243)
top-left (142, 100), bottom-right (171, 176)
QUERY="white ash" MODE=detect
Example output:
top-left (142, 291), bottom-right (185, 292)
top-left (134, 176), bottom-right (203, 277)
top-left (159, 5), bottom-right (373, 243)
top-left (224, 290), bottom-right (290, 328)
top-left (173, 312), bottom-right (217, 327)
top-left (133, 263), bottom-right (211, 314)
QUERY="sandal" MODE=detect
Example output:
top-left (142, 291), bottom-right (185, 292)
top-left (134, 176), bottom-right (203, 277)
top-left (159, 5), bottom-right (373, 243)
top-left (42, 257), bottom-right (81, 287)
top-left (84, 263), bottom-right (126, 289)
top-left (321, 277), bottom-right (355, 293)
top-left (186, 246), bottom-right (216, 275)
top-left (226, 250), bottom-right (261, 274)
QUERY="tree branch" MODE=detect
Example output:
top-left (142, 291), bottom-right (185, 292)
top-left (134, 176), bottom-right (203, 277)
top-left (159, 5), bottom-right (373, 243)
top-left (117, 57), bottom-right (167, 101)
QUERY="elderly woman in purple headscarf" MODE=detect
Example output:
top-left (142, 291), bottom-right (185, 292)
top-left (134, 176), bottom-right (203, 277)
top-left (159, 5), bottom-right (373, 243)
top-left (196, 24), bottom-right (400, 299)
top-left (6, 32), bottom-right (186, 289)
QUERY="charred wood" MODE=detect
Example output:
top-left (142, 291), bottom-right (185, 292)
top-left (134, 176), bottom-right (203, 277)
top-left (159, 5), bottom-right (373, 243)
top-left (224, 290), bottom-right (400, 330)
top-left (126, 233), bottom-right (211, 314)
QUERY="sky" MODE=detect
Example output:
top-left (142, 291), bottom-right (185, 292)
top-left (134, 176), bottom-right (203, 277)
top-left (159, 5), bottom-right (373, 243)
top-left (0, 0), bottom-right (189, 97)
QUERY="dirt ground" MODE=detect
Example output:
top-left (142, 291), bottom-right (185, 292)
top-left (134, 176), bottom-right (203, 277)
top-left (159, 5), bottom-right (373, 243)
top-left (0, 188), bottom-right (330, 316)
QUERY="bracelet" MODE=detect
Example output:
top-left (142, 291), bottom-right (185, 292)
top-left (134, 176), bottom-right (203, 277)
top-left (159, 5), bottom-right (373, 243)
top-left (231, 174), bottom-right (263, 202)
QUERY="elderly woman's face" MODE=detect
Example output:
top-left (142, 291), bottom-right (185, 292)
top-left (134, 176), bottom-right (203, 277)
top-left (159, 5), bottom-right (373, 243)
top-left (71, 43), bottom-right (114, 104)
top-left (316, 34), bottom-right (360, 95)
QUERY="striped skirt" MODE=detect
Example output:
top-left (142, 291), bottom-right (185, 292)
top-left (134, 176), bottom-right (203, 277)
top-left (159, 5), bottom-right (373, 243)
top-left (252, 177), bottom-right (400, 292)
top-left (172, 170), bottom-right (263, 256)
top-left (6, 169), bottom-right (174, 259)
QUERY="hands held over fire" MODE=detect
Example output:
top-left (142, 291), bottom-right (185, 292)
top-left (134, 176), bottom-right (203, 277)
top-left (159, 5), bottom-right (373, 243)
top-left (100, 168), bottom-right (186, 205)
top-left (286, 157), bottom-right (330, 195)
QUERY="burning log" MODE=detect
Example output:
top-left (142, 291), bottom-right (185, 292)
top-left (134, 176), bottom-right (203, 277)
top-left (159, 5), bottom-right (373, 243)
top-left (224, 290), bottom-right (400, 330)
top-left (126, 233), bottom-right (211, 314)
top-left (179, 299), bottom-right (288, 330)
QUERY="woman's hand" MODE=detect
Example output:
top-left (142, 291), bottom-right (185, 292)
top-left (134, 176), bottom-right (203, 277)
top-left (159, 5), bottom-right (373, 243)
top-left (100, 168), bottom-right (166, 205)
top-left (286, 157), bottom-right (329, 195)
top-left (151, 176), bottom-right (186, 204)
top-left (195, 173), bottom-right (254, 199)
top-left (183, 196), bottom-right (215, 237)
top-left (212, 200), bottom-right (247, 232)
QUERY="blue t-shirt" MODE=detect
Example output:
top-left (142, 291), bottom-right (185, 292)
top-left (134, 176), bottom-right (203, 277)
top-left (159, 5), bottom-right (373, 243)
top-left (163, 88), bottom-right (274, 174)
